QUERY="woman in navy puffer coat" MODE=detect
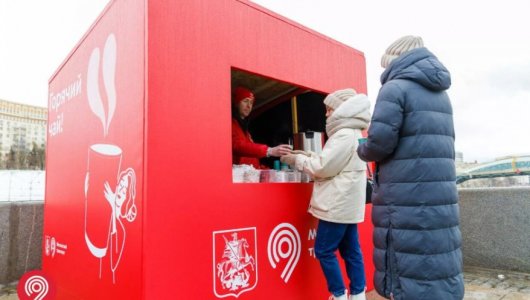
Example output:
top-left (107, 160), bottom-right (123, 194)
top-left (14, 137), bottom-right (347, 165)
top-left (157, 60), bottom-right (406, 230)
top-left (357, 36), bottom-right (464, 300)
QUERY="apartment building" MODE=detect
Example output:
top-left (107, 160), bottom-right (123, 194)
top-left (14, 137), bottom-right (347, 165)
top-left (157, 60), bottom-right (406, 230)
top-left (0, 99), bottom-right (47, 157)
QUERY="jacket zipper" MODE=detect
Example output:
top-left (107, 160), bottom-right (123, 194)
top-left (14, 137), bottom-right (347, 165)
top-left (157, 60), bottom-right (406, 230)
top-left (387, 223), bottom-right (394, 298)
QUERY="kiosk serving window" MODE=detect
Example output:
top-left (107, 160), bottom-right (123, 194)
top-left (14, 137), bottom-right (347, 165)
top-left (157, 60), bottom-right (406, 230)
top-left (231, 68), bottom-right (326, 183)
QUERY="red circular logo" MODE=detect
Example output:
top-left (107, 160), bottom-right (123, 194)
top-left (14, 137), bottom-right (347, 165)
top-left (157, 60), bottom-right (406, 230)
top-left (17, 270), bottom-right (56, 300)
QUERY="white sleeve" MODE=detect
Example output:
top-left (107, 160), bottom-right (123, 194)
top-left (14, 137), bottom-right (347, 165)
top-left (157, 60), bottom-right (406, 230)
top-left (294, 131), bottom-right (354, 179)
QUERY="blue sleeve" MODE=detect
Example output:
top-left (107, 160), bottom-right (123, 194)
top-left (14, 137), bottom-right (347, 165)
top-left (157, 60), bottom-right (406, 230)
top-left (357, 83), bottom-right (404, 162)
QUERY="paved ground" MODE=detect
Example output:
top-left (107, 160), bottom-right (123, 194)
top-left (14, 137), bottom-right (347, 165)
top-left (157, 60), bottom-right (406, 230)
top-left (461, 267), bottom-right (530, 300)
top-left (366, 267), bottom-right (530, 300)
top-left (2, 267), bottom-right (529, 299)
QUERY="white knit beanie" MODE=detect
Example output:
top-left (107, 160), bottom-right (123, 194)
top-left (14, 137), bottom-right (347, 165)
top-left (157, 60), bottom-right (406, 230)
top-left (323, 88), bottom-right (357, 110)
top-left (381, 35), bottom-right (424, 68)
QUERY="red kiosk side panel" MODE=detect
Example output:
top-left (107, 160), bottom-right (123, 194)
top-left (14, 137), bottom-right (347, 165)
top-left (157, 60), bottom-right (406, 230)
top-left (43, 1), bottom-right (145, 299)
top-left (145, 0), bottom-right (374, 299)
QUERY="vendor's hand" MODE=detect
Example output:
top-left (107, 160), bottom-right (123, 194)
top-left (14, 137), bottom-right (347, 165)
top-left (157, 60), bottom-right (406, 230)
top-left (292, 150), bottom-right (310, 157)
top-left (269, 144), bottom-right (292, 157)
top-left (280, 154), bottom-right (297, 167)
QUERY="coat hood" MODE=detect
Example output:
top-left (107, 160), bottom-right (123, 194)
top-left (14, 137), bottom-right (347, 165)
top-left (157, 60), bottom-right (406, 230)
top-left (326, 94), bottom-right (371, 136)
top-left (380, 47), bottom-right (451, 91)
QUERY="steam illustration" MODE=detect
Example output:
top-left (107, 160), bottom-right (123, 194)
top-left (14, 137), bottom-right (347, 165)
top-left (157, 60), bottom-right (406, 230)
top-left (84, 33), bottom-right (137, 284)
top-left (267, 223), bottom-right (301, 283)
top-left (87, 34), bottom-right (117, 136)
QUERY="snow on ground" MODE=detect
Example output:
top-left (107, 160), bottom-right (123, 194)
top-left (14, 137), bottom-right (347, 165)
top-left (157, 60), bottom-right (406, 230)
top-left (0, 170), bottom-right (45, 201)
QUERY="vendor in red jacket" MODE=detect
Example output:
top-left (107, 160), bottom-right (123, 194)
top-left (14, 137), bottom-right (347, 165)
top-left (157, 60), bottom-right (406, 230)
top-left (232, 87), bottom-right (292, 168)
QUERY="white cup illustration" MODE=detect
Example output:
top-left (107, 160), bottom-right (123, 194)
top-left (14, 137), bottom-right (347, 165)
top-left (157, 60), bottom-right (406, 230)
top-left (84, 144), bottom-right (122, 259)
top-left (84, 143), bottom-right (136, 283)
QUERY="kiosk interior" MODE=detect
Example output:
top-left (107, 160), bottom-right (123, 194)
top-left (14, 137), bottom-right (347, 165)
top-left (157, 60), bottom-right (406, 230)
top-left (231, 68), bottom-right (328, 182)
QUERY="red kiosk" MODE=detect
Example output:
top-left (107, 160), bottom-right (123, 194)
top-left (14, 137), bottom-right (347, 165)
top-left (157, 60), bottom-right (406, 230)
top-left (43, 0), bottom-right (374, 298)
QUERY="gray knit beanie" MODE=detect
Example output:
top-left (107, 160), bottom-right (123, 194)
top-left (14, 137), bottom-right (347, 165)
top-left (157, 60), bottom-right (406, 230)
top-left (323, 88), bottom-right (357, 110)
top-left (381, 35), bottom-right (424, 68)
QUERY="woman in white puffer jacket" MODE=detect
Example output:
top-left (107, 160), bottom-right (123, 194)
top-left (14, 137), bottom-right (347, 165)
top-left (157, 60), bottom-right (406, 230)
top-left (281, 88), bottom-right (371, 300)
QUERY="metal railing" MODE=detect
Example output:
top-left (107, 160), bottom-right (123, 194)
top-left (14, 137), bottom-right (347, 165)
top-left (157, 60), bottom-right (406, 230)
top-left (457, 155), bottom-right (530, 184)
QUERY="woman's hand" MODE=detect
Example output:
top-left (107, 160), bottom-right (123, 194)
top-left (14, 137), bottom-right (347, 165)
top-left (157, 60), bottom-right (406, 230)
top-left (292, 150), bottom-right (310, 157)
top-left (280, 154), bottom-right (297, 167)
top-left (268, 144), bottom-right (292, 157)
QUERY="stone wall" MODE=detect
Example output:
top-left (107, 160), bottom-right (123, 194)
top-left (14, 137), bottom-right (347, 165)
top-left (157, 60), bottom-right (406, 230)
top-left (459, 187), bottom-right (530, 273)
top-left (0, 188), bottom-right (529, 284)
top-left (0, 202), bottom-right (43, 284)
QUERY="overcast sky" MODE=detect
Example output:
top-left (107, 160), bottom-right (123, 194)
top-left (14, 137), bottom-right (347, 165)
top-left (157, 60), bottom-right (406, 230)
top-left (1, 0), bottom-right (529, 163)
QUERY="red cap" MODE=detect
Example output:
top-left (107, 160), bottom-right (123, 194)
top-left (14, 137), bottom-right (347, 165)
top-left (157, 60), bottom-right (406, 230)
top-left (233, 87), bottom-right (254, 104)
